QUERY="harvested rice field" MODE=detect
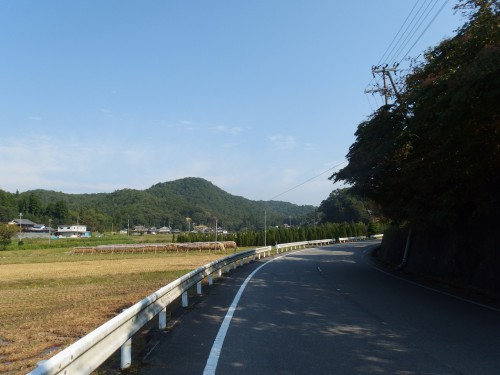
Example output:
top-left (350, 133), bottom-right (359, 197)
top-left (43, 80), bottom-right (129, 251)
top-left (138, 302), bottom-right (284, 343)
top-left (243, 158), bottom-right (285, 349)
top-left (0, 249), bottom-right (238, 374)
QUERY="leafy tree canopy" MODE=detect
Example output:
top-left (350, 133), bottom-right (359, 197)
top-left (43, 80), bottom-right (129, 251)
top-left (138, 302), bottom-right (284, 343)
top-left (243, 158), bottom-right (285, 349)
top-left (332, 0), bottom-right (499, 228)
top-left (318, 188), bottom-right (380, 224)
top-left (0, 224), bottom-right (18, 250)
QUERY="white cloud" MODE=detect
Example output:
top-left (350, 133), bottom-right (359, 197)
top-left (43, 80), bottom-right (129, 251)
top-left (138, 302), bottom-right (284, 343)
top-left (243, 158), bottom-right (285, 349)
top-left (0, 128), bottom-right (339, 205)
top-left (212, 125), bottom-right (243, 135)
top-left (179, 120), bottom-right (197, 131)
top-left (268, 135), bottom-right (297, 150)
top-left (304, 142), bottom-right (315, 151)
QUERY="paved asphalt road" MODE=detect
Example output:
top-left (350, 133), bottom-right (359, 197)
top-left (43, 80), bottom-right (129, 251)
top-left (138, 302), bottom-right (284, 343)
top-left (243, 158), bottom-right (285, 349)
top-left (138, 242), bottom-right (500, 375)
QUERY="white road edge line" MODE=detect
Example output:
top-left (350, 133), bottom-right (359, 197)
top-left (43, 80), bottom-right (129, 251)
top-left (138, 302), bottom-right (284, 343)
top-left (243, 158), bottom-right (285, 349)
top-left (363, 247), bottom-right (500, 314)
top-left (203, 250), bottom-right (308, 375)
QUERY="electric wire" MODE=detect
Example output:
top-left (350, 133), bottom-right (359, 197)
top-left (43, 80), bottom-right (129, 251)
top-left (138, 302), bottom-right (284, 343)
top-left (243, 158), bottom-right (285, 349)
top-left (365, 93), bottom-right (375, 112)
top-left (398, 0), bottom-right (450, 65)
top-left (269, 160), bottom-right (348, 201)
top-left (382, 0), bottom-right (431, 65)
top-left (367, 0), bottom-right (450, 108)
top-left (377, 0), bottom-right (423, 66)
top-left (386, 0), bottom-right (437, 64)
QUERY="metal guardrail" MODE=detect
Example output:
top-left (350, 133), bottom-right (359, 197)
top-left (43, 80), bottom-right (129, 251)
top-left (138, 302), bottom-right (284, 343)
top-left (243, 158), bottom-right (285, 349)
top-left (28, 239), bottom-right (335, 375)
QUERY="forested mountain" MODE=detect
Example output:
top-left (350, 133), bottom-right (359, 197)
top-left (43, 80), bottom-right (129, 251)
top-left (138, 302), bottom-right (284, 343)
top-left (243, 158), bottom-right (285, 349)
top-left (0, 177), bottom-right (315, 232)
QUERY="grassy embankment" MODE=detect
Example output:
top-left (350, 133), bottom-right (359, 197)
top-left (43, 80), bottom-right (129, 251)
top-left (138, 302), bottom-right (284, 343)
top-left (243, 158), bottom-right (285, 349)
top-left (0, 234), bottom-right (246, 374)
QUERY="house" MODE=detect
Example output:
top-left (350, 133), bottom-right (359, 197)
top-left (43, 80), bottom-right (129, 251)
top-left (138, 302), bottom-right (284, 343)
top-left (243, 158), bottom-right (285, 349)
top-left (158, 226), bottom-right (171, 233)
top-left (30, 224), bottom-right (46, 231)
top-left (194, 225), bottom-right (208, 233)
top-left (132, 226), bottom-right (147, 235)
top-left (29, 224), bottom-right (54, 233)
top-left (56, 224), bottom-right (89, 238)
top-left (8, 218), bottom-right (36, 231)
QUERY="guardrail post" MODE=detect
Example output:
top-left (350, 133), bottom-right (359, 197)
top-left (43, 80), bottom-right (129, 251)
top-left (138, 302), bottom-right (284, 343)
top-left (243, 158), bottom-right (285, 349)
top-left (121, 338), bottom-right (132, 369)
top-left (197, 281), bottom-right (202, 295)
top-left (208, 275), bottom-right (213, 285)
top-left (159, 307), bottom-right (167, 329)
top-left (218, 268), bottom-right (222, 278)
top-left (182, 291), bottom-right (188, 307)
top-left (226, 264), bottom-right (230, 272)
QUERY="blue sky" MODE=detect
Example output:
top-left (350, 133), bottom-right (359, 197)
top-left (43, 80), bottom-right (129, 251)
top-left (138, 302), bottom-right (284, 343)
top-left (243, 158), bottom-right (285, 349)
top-left (0, 1), bottom-right (463, 206)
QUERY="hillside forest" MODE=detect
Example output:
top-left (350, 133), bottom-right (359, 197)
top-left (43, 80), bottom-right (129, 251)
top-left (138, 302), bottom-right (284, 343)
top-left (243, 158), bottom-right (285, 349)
top-left (0, 177), bottom-right (384, 241)
top-left (332, 0), bottom-right (499, 294)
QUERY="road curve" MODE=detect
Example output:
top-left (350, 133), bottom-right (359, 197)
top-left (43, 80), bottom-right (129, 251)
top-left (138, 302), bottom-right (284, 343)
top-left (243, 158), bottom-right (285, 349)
top-left (138, 242), bottom-right (500, 375)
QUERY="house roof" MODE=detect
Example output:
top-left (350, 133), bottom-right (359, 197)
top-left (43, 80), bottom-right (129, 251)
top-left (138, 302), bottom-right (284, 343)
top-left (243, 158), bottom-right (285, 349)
top-left (11, 218), bottom-right (37, 225)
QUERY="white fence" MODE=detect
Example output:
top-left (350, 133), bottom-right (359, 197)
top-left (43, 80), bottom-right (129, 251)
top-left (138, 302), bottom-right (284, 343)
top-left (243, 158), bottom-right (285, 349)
top-left (28, 239), bottom-right (335, 375)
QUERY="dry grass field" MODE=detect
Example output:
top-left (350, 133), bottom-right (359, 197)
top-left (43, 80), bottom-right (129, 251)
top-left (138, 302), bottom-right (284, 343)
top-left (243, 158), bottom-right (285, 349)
top-left (0, 249), bottom-right (237, 374)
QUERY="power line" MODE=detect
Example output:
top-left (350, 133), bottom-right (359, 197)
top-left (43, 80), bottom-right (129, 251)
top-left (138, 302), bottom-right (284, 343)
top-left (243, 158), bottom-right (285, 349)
top-left (364, 92), bottom-right (375, 112)
top-left (269, 161), bottom-right (348, 201)
top-left (377, 0), bottom-right (423, 66)
top-left (386, 0), bottom-right (436, 64)
top-left (367, 1), bottom-right (450, 107)
top-left (398, 0), bottom-right (450, 64)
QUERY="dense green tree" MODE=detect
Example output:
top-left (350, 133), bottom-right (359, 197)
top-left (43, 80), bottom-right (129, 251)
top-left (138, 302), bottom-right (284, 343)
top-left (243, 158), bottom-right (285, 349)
top-left (56, 200), bottom-right (70, 222)
top-left (28, 193), bottom-right (42, 216)
top-left (0, 190), bottom-right (17, 222)
top-left (318, 188), bottom-right (375, 224)
top-left (332, 0), bottom-right (499, 228)
top-left (18, 195), bottom-right (29, 216)
top-left (0, 224), bottom-right (18, 250)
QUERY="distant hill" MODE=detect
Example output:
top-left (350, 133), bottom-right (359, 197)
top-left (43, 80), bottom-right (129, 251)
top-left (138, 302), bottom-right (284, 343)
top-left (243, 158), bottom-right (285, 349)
top-left (0, 177), bottom-right (317, 231)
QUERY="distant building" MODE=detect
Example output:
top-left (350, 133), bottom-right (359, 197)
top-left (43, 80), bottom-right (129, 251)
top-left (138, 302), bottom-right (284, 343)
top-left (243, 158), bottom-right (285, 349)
top-left (193, 225), bottom-right (208, 233)
top-left (8, 218), bottom-right (36, 230)
top-left (29, 224), bottom-right (54, 233)
top-left (132, 226), bottom-right (147, 235)
top-left (158, 226), bottom-right (171, 233)
top-left (56, 224), bottom-right (89, 238)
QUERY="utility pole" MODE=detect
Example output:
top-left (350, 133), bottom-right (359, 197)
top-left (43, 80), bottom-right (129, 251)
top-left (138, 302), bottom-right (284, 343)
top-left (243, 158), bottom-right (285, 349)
top-left (264, 210), bottom-right (267, 246)
top-left (19, 212), bottom-right (22, 239)
top-left (365, 64), bottom-right (401, 105)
